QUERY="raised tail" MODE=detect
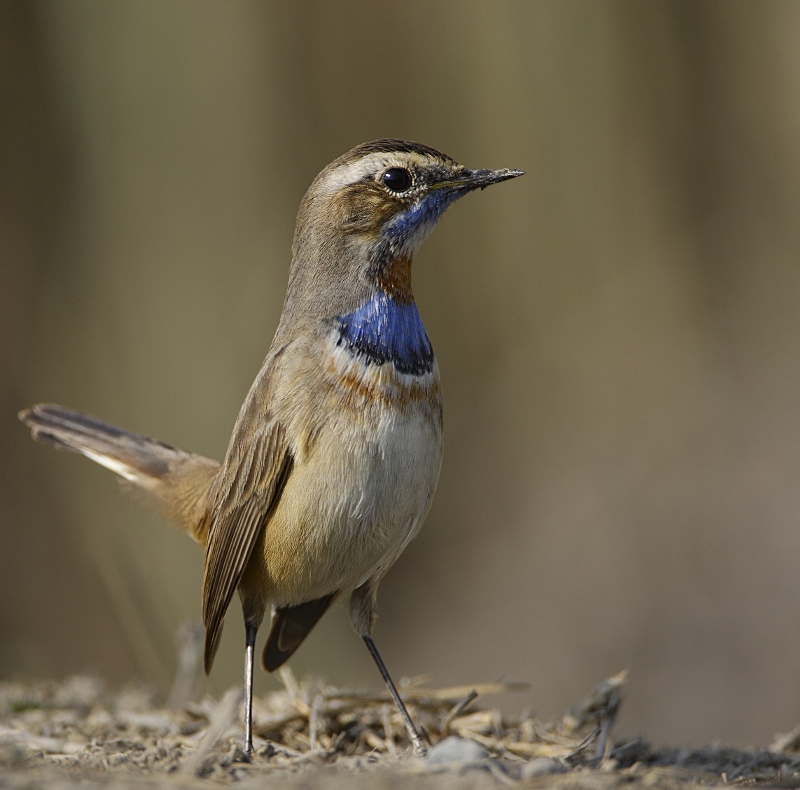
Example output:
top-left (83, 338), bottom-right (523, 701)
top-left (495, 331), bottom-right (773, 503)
top-left (19, 403), bottom-right (219, 543)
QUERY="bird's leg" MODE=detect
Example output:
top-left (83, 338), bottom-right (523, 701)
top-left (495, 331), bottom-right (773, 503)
top-left (362, 635), bottom-right (427, 757)
top-left (243, 623), bottom-right (258, 757)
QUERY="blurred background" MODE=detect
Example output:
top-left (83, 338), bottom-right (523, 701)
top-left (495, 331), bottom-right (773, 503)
top-left (3, 0), bottom-right (800, 748)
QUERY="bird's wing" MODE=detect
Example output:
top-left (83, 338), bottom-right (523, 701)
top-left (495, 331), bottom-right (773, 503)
top-left (201, 364), bottom-right (293, 673)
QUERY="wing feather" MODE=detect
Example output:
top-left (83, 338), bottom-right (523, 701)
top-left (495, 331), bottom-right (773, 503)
top-left (201, 399), bottom-right (293, 673)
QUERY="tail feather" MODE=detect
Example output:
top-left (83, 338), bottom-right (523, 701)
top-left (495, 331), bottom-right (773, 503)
top-left (19, 403), bottom-right (219, 540)
top-left (20, 404), bottom-right (174, 484)
top-left (262, 594), bottom-right (336, 672)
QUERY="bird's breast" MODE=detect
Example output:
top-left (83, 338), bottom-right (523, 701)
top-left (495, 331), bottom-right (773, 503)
top-left (254, 311), bottom-right (443, 605)
top-left (335, 290), bottom-right (434, 376)
top-left (311, 289), bottom-right (442, 418)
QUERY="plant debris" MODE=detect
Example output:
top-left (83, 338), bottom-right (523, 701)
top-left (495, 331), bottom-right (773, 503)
top-left (1, 663), bottom-right (800, 788)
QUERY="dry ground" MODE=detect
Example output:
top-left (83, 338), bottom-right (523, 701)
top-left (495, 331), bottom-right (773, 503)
top-left (2, 666), bottom-right (800, 789)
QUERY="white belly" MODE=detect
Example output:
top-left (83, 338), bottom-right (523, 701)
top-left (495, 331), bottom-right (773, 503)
top-left (256, 336), bottom-right (443, 605)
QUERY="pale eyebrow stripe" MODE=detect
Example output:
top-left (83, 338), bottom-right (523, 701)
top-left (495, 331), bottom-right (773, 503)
top-left (316, 152), bottom-right (430, 194)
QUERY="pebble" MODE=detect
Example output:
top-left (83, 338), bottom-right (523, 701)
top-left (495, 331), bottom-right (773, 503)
top-left (521, 756), bottom-right (566, 779)
top-left (425, 736), bottom-right (489, 766)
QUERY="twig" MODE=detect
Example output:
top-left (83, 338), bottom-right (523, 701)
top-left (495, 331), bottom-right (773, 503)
top-left (167, 620), bottom-right (204, 710)
top-left (182, 687), bottom-right (242, 776)
top-left (441, 689), bottom-right (478, 737)
top-left (309, 694), bottom-right (322, 752)
top-left (381, 705), bottom-right (397, 757)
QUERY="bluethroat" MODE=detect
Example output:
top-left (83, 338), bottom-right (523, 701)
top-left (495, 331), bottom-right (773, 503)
top-left (19, 140), bottom-right (523, 756)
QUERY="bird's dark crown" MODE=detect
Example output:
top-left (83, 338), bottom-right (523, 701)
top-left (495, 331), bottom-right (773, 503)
top-left (331, 138), bottom-right (459, 168)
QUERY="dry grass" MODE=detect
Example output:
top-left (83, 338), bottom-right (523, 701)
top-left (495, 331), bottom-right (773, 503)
top-left (1, 660), bottom-right (800, 788)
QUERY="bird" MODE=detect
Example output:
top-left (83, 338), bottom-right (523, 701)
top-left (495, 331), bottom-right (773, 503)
top-left (19, 139), bottom-right (523, 757)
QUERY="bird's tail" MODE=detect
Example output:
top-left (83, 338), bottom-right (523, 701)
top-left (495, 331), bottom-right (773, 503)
top-left (262, 594), bottom-right (336, 672)
top-left (19, 403), bottom-right (219, 543)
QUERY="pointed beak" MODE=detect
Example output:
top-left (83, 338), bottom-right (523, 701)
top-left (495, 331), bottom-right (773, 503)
top-left (431, 167), bottom-right (525, 193)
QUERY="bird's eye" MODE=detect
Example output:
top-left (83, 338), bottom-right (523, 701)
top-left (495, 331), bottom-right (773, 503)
top-left (382, 168), bottom-right (413, 193)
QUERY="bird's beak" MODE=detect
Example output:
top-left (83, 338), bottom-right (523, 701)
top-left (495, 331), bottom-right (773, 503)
top-left (431, 167), bottom-right (525, 192)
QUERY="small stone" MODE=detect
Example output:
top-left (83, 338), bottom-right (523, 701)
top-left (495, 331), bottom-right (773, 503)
top-left (426, 736), bottom-right (489, 765)
top-left (521, 756), bottom-right (565, 779)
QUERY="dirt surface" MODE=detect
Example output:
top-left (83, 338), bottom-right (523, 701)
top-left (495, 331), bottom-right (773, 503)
top-left (2, 669), bottom-right (800, 788)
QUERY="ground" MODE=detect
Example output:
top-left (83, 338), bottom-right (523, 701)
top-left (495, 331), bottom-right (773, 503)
top-left (2, 666), bottom-right (800, 789)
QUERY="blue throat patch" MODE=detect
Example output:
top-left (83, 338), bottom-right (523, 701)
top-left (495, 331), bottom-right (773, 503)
top-left (385, 190), bottom-right (457, 239)
top-left (370, 189), bottom-right (464, 263)
top-left (336, 292), bottom-right (434, 376)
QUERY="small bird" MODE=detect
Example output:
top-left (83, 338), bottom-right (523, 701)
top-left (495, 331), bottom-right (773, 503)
top-left (19, 140), bottom-right (523, 756)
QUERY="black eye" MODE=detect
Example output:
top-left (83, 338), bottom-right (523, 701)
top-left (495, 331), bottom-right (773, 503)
top-left (382, 167), bottom-right (412, 193)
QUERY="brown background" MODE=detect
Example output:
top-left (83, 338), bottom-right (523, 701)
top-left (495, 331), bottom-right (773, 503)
top-left (3, 0), bottom-right (800, 748)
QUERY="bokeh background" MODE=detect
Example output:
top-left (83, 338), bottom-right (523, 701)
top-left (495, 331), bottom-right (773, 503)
top-left (3, 0), bottom-right (800, 748)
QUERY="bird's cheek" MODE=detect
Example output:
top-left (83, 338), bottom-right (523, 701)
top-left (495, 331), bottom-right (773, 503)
top-left (335, 189), bottom-right (396, 233)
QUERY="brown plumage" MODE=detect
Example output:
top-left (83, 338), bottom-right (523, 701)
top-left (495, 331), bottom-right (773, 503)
top-left (19, 403), bottom-right (218, 542)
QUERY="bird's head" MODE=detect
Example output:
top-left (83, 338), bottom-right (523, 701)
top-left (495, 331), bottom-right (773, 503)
top-left (285, 140), bottom-right (523, 320)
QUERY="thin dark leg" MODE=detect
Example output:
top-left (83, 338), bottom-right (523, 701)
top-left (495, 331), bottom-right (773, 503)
top-left (362, 635), bottom-right (427, 757)
top-left (243, 623), bottom-right (257, 757)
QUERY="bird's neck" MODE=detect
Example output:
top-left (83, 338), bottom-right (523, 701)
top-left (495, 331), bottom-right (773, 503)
top-left (371, 254), bottom-right (413, 303)
top-left (335, 254), bottom-right (434, 376)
